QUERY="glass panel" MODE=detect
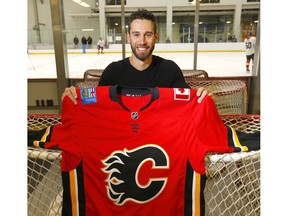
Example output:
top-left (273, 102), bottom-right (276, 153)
top-left (27, 1), bottom-right (260, 79)
top-left (106, 0), bottom-right (126, 5)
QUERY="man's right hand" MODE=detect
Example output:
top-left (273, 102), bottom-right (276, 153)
top-left (62, 86), bottom-right (78, 105)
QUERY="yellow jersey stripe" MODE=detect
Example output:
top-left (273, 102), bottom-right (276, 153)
top-left (69, 169), bottom-right (79, 216)
top-left (193, 172), bottom-right (201, 216)
top-left (33, 127), bottom-right (51, 148)
top-left (230, 126), bottom-right (248, 152)
top-left (41, 126), bottom-right (51, 142)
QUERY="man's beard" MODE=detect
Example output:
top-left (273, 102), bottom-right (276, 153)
top-left (130, 44), bottom-right (155, 61)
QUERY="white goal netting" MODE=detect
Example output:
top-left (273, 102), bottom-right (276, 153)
top-left (27, 114), bottom-right (260, 216)
top-left (187, 80), bottom-right (248, 115)
top-left (77, 70), bottom-right (248, 115)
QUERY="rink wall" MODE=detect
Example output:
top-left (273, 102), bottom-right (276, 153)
top-left (28, 42), bottom-right (245, 54)
top-left (110, 42), bottom-right (245, 53)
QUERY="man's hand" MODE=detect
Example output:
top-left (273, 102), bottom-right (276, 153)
top-left (62, 86), bottom-right (78, 105)
top-left (62, 86), bottom-right (212, 105)
top-left (196, 87), bottom-right (213, 103)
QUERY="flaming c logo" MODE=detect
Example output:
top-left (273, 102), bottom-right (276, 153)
top-left (102, 145), bottom-right (169, 205)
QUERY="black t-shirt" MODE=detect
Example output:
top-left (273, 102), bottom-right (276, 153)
top-left (98, 55), bottom-right (189, 88)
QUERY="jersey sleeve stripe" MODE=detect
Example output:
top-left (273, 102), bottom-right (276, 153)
top-left (32, 127), bottom-right (52, 148)
top-left (32, 140), bottom-right (39, 148)
top-left (41, 126), bottom-right (52, 142)
top-left (229, 126), bottom-right (249, 152)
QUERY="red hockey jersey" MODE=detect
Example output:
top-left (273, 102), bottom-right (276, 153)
top-left (30, 86), bottom-right (259, 216)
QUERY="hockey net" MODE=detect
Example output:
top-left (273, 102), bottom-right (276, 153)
top-left (76, 72), bottom-right (248, 115)
top-left (187, 80), bottom-right (248, 115)
top-left (27, 114), bottom-right (260, 216)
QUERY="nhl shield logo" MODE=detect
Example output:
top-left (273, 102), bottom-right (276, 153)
top-left (131, 112), bottom-right (139, 120)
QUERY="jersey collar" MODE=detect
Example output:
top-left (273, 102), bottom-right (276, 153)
top-left (109, 85), bottom-right (159, 112)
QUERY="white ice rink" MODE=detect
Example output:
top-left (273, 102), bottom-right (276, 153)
top-left (27, 46), bottom-right (254, 79)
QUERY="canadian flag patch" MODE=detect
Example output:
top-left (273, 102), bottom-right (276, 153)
top-left (174, 88), bottom-right (190, 101)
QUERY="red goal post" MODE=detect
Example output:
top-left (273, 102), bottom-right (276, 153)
top-left (27, 114), bottom-right (260, 216)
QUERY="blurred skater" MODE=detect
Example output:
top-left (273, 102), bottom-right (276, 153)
top-left (244, 32), bottom-right (256, 72)
top-left (97, 37), bottom-right (105, 54)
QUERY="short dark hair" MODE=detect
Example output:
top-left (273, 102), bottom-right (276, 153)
top-left (128, 8), bottom-right (157, 33)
